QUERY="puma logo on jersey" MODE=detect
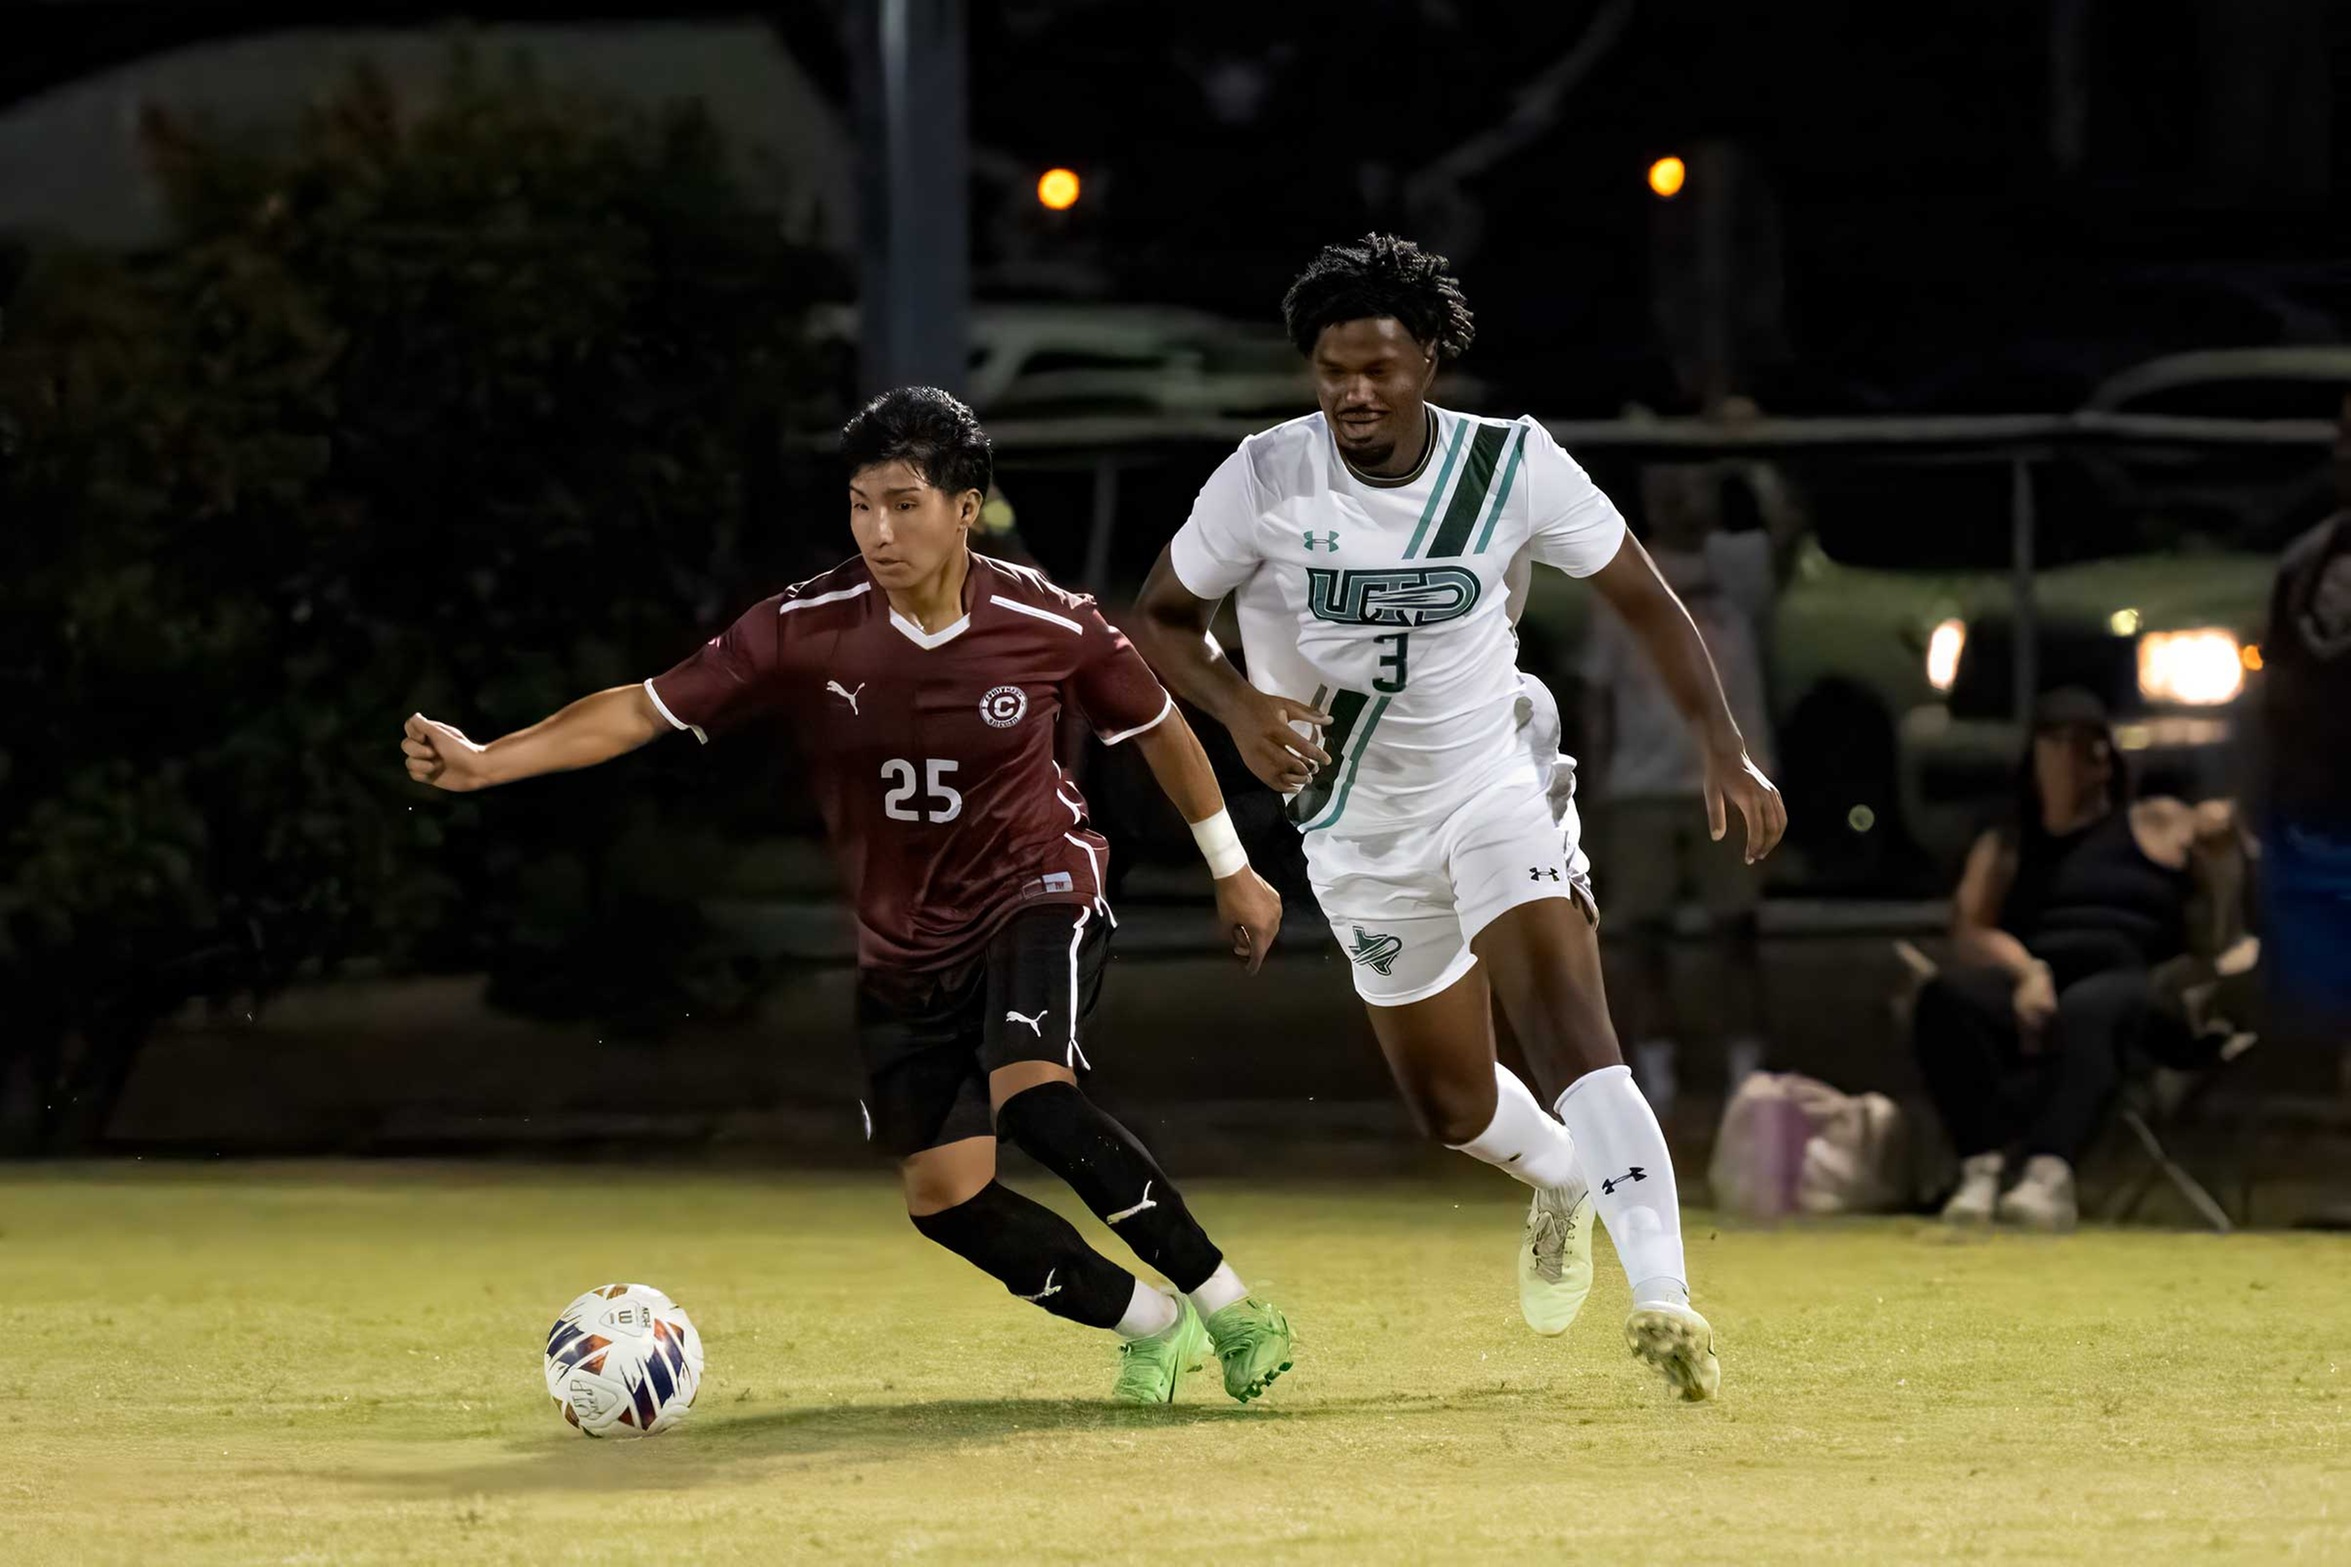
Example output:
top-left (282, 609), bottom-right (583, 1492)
top-left (1307, 566), bottom-right (1482, 627)
top-left (1005, 1008), bottom-right (1048, 1036)
top-left (826, 680), bottom-right (864, 714)
top-left (1106, 1182), bottom-right (1158, 1223)
top-left (1347, 926), bottom-right (1404, 976)
top-left (1303, 530), bottom-right (1340, 551)
top-left (1016, 1269), bottom-right (1062, 1302)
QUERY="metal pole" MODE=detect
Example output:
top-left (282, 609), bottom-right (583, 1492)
top-left (1081, 455), bottom-right (1118, 592)
top-left (853, 0), bottom-right (969, 398)
top-left (2010, 455), bottom-right (2037, 721)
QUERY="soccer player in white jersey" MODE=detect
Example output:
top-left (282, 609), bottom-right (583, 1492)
top-left (1132, 235), bottom-right (1785, 1401)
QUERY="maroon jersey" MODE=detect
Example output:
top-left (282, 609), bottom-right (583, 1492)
top-left (645, 553), bottom-right (1175, 972)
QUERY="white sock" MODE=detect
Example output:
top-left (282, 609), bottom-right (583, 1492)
top-left (1447, 1062), bottom-right (1582, 1192)
top-left (1555, 1064), bottom-right (1689, 1306)
top-left (1114, 1280), bottom-right (1180, 1340)
top-left (1186, 1262), bottom-right (1247, 1319)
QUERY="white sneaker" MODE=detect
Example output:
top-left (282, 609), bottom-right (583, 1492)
top-left (1625, 1300), bottom-right (1722, 1402)
top-left (1518, 1182), bottom-right (1594, 1337)
top-left (1996, 1155), bottom-right (2078, 1231)
top-left (1940, 1152), bottom-right (2004, 1225)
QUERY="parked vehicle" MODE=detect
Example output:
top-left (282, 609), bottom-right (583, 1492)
top-left (1518, 415), bottom-right (2305, 889)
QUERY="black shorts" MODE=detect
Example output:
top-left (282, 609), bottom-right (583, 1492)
top-left (854, 904), bottom-right (1113, 1158)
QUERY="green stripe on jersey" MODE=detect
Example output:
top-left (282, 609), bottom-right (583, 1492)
top-left (1302, 695), bottom-right (1392, 832)
top-left (1470, 425), bottom-right (1530, 554)
top-left (1285, 686), bottom-right (1363, 828)
top-left (1424, 422), bottom-right (1511, 557)
top-left (1400, 418), bottom-right (1471, 560)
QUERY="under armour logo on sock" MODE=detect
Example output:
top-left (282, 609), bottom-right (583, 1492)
top-left (1005, 1008), bottom-right (1048, 1036)
top-left (1106, 1182), bottom-right (1158, 1224)
top-left (1601, 1166), bottom-right (1648, 1195)
top-left (1016, 1269), bottom-right (1061, 1302)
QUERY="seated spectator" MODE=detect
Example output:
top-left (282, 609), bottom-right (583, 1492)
top-left (1913, 689), bottom-right (2240, 1231)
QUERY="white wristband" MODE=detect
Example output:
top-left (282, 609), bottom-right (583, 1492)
top-left (1189, 808), bottom-right (1249, 880)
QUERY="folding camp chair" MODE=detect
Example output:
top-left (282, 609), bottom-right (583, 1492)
top-left (2103, 1031), bottom-right (2259, 1233)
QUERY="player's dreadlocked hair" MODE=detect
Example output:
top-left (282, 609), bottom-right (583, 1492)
top-left (1280, 234), bottom-right (1476, 361)
top-left (841, 385), bottom-right (993, 499)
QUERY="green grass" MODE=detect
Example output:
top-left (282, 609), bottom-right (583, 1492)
top-left (5, 1163), bottom-right (2348, 1564)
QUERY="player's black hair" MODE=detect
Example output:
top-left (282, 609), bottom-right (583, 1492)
top-left (1281, 233), bottom-right (1477, 361)
top-left (841, 385), bottom-right (993, 499)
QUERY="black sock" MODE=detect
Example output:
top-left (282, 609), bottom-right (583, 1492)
top-left (995, 1081), bottom-right (1225, 1292)
top-left (909, 1180), bottom-right (1135, 1330)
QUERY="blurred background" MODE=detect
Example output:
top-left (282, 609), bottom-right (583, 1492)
top-left (3, 0), bottom-right (2346, 1223)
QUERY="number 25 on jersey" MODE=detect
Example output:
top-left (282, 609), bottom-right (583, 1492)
top-left (881, 758), bottom-right (962, 823)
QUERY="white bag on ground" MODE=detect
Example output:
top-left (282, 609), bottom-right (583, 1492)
top-left (1709, 1071), bottom-right (1911, 1218)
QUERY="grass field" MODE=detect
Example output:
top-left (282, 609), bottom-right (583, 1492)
top-left (6, 1163), bottom-right (2348, 1564)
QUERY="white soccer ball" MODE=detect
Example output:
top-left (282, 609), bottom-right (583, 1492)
top-left (543, 1282), bottom-right (705, 1437)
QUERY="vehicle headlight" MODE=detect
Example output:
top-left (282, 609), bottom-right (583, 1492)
top-left (2137, 628), bottom-right (2244, 706)
top-left (1925, 617), bottom-right (1966, 693)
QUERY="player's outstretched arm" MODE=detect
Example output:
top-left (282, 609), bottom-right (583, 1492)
top-left (1130, 707), bottom-right (1284, 973)
top-left (1133, 546), bottom-right (1331, 794)
top-left (1586, 533), bottom-right (1787, 864)
top-left (401, 686), bottom-right (668, 792)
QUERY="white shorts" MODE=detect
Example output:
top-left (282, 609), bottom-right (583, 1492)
top-left (1303, 675), bottom-right (1597, 1007)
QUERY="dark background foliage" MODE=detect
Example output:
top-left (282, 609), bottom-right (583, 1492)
top-left (0, 53), bottom-right (836, 1149)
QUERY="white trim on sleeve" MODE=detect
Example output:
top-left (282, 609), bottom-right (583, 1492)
top-left (643, 679), bottom-right (708, 745)
top-left (778, 582), bottom-right (872, 615)
top-left (989, 595), bottom-right (1084, 635)
top-left (1096, 692), bottom-right (1175, 745)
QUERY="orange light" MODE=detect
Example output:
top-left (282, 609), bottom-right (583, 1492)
top-left (1648, 156), bottom-right (1686, 199)
top-left (1037, 168), bottom-right (1081, 211)
top-left (2242, 643), bottom-right (2264, 672)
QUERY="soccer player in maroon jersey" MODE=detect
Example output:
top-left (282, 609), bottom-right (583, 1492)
top-left (400, 387), bottom-right (1297, 1405)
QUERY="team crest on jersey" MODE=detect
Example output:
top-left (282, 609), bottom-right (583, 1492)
top-left (1307, 566), bottom-right (1481, 627)
top-left (980, 685), bottom-right (1029, 728)
top-left (1346, 926), bottom-right (1405, 976)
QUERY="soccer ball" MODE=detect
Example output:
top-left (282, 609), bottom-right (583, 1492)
top-left (543, 1282), bottom-right (705, 1437)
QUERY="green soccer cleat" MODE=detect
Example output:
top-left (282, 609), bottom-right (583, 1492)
top-left (1625, 1300), bottom-right (1722, 1403)
top-left (1202, 1296), bottom-right (1295, 1404)
top-left (1518, 1182), bottom-right (1594, 1337)
top-left (1111, 1294), bottom-right (1209, 1406)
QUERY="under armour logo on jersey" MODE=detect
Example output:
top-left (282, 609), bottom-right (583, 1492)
top-left (1601, 1166), bottom-right (1648, 1195)
top-left (1347, 926), bottom-right (1404, 976)
top-left (1005, 1008), bottom-right (1048, 1036)
top-left (1530, 866), bottom-right (1561, 881)
top-left (1303, 529), bottom-right (1340, 551)
top-left (1016, 1269), bottom-right (1062, 1302)
top-left (826, 680), bottom-right (864, 714)
top-left (1106, 1182), bottom-right (1158, 1223)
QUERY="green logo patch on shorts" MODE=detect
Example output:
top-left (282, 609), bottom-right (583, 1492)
top-left (1347, 926), bottom-right (1405, 976)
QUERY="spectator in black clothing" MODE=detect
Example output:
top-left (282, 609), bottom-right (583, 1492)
top-left (1913, 690), bottom-right (2242, 1231)
top-left (2258, 394), bottom-right (2351, 1066)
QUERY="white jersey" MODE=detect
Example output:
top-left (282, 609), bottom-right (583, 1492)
top-left (1170, 405), bottom-right (1627, 835)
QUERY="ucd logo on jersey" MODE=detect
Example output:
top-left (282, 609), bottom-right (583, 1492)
top-left (1307, 567), bottom-right (1481, 627)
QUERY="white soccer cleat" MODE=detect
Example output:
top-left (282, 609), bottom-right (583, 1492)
top-left (1941, 1152), bottom-right (2005, 1226)
top-left (1995, 1154), bottom-right (2078, 1232)
top-left (1625, 1300), bottom-right (1721, 1402)
top-left (1518, 1182), bottom-right (1594, 1336)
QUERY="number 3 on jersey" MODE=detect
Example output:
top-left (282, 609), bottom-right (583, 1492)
top-left (881, 758), bottom-right (962, 823)
top-left (1372, 630), bottom-right (1409, 693)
